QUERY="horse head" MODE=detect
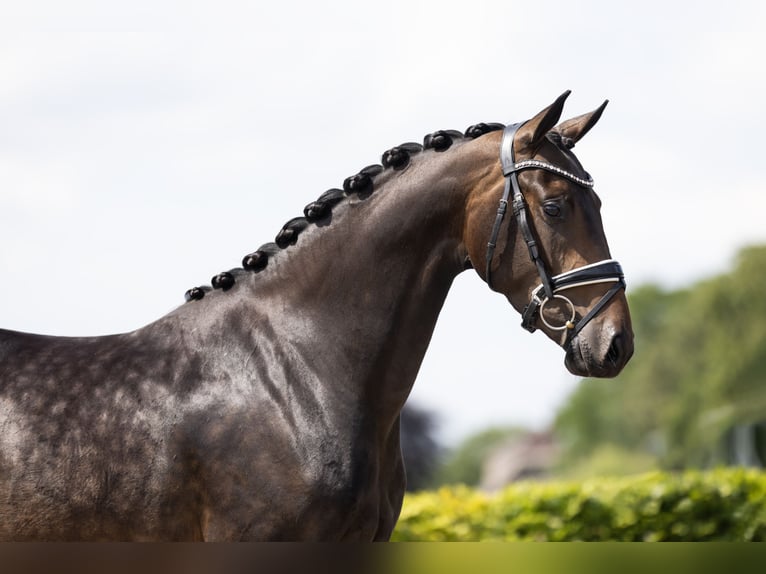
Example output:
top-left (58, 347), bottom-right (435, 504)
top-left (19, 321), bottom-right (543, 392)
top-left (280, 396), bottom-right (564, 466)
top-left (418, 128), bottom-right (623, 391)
top-left (465, 91), bottom-right (634, 378)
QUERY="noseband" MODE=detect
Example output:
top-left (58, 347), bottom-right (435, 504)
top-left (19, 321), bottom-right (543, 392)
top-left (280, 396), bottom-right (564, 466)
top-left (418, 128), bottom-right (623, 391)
top-left (485, 122), bottom-right (626, 343)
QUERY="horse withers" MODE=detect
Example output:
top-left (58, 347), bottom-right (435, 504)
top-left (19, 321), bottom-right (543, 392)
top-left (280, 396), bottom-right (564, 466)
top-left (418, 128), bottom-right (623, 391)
top-left (0, 92), bottom-right (633, 540)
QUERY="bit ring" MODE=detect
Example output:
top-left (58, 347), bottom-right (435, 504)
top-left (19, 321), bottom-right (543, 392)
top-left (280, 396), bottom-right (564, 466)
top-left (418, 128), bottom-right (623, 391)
top-left (539, 294), bottom-right (577, 331)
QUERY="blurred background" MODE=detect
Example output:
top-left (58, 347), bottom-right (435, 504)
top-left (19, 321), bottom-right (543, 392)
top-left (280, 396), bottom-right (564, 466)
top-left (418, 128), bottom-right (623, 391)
top-left (2, 1), bottom-right (765, 491)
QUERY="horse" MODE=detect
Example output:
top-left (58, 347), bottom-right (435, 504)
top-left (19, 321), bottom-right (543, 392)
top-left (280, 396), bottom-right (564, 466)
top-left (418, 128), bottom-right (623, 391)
top-left (0, 92), bottom-right (633, 541)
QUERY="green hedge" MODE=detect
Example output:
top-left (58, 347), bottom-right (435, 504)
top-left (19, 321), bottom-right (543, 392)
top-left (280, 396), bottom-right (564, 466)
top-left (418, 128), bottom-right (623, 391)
top-left (392, 469), bottom-right (766, 541)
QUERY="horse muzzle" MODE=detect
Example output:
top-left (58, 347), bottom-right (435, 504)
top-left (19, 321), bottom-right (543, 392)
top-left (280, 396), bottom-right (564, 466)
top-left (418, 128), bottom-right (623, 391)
top-left (564, 322), bottom-right (634, 378)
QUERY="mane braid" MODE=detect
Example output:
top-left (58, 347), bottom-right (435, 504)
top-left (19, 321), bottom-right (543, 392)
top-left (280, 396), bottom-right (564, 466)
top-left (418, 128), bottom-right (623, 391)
top-left (183, 122), bottom-right (504, 302)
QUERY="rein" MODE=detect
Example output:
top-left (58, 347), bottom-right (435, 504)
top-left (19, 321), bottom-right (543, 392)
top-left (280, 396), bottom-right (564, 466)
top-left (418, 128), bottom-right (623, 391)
top-left (485, 122), bottom-right (625, 343)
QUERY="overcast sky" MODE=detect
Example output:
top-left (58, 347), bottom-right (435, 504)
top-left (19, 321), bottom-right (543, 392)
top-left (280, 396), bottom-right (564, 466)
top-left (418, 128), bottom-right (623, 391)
top-left (1, 1), bottom-right (765, 444)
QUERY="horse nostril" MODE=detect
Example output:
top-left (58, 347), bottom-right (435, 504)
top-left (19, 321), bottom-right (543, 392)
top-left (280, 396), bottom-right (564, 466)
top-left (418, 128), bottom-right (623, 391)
top-left (606, 334), bottom-right (623, 366)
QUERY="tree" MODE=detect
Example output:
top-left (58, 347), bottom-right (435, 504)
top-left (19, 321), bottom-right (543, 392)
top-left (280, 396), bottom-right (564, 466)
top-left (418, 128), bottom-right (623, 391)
top-left (400, 404), bottom-right (441, 491)
top-left (434, 426), bottom-right (524, 486)
top-left (554, 245), bottom-right (766, 471)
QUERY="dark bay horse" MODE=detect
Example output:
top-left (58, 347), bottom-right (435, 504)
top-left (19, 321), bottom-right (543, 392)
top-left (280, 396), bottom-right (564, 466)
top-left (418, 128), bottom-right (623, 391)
top-left (0, 92), bottom-right (633, 540)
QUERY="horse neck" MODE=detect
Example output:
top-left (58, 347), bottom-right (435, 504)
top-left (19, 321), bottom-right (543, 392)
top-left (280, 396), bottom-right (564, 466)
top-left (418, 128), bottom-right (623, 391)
top-left (212, 138), bottom-right (496, 415)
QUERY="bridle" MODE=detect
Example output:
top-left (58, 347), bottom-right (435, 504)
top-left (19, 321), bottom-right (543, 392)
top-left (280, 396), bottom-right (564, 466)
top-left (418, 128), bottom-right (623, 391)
top-left (485, 122), bottom-right (626, 344)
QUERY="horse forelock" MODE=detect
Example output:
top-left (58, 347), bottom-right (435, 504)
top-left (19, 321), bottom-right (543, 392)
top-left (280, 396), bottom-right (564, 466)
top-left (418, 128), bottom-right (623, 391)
top-left (545, 131), bottom-right (574, 150)
top-left (183, 123), bottom-right (505, 303)
top-left (541, 130), bottom-right (590, 181)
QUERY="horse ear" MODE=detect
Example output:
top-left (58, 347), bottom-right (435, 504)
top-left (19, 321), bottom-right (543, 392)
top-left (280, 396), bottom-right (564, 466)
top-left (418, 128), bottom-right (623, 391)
top-left (517, 90), bottom-right (571, 152)
top-left (555, 100), bottom-right (608, 145)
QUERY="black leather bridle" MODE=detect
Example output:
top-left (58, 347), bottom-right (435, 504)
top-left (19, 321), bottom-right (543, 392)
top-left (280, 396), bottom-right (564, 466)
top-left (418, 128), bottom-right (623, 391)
top-left (485, 122), bottom-right (626, 343)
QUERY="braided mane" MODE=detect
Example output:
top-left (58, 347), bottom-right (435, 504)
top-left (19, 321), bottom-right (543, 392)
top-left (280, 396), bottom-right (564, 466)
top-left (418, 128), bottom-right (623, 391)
top-left (184, 122), bottom-right (505, 302)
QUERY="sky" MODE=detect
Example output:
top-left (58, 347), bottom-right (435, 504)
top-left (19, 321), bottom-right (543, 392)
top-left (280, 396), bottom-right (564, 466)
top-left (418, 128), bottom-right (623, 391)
top-left (1, 1), bottom-right (765, 445)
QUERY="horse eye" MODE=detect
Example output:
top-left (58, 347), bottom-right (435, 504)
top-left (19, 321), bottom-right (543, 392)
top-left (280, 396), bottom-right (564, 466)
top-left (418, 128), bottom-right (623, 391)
top-left (543, 203), bottom-right (561, 217)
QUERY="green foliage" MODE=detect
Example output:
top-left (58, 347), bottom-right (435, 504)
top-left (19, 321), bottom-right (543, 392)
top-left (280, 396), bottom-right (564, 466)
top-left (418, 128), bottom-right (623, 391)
top-left (555, 444), bottom-right (659, 480)
top-left (392, 468), bottom-right (766, 541)
top-left (554, 245), bottom-right (766, 469)
top-left (435, 426), bottom-right (524, 487)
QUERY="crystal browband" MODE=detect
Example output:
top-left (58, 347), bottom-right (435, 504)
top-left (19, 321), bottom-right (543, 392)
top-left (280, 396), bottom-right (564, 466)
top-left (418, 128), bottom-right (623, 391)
top-left (507, 159), bottom-right (594, 188)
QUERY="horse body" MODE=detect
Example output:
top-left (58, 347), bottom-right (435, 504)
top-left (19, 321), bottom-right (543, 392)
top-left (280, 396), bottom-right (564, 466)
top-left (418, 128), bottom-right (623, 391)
top-left (0, 93), bottom-right (633, 540)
